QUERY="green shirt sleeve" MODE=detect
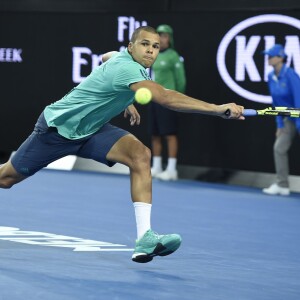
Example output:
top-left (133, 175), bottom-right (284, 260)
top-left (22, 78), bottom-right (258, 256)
top-left (152, 49), bottom-right (186, 93)
top-left (172, 53), bottom-right (186, 93)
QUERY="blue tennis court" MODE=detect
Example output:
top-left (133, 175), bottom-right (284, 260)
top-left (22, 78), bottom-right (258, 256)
top-left (0, 169), bottom-right (300, 300)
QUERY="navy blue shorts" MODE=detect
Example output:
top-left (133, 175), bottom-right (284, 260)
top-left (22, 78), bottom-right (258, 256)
top-left (11, 112), bottom-right (130, 176)
top-left (149, 102), bottom-right (178, 136)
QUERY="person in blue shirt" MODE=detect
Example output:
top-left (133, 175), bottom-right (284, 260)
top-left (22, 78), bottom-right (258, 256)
top-left (262, 44), bottom-right (300, 196)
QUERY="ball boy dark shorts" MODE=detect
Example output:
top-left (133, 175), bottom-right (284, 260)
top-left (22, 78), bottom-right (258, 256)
top-left (11, 112), bottom-right (129, 176)
top-left (149, 102), bottom-right (178, 136)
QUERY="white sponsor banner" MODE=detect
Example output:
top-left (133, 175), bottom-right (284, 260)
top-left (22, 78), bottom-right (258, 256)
top-left (0, 48), bottom-right (22, 62)
top-left (72, 16), bottom-right (147, 83)
top-left (217, 14), bottom-right (300, 103)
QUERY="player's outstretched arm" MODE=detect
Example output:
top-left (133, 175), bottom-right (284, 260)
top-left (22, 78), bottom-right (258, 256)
top-left (130, 80), bottom-right (244, 120)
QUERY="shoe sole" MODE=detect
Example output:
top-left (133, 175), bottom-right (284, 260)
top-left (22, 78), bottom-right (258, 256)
top-left (132, 239), bottom-right (182, 263)
top-left (263, 191), bottom-right (290, 196)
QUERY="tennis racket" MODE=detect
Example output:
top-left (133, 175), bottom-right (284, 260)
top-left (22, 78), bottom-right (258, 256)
top-left (225, 107), bottom-right (300, 118)
top-left (243, 107), bottom-right (300, 117)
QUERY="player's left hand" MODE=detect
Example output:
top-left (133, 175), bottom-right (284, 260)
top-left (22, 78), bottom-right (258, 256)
top-left (124, 104), bottom-right (141, 126)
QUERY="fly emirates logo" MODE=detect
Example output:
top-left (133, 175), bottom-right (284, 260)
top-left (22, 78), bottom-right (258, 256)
top-left (72, 16), bottom-right (147, 83)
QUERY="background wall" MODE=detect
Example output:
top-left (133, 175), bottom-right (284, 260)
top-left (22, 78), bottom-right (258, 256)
top-left (0, 0), bottom-right (299, 175)
top-left (1, 0), bottom-right (300, 12)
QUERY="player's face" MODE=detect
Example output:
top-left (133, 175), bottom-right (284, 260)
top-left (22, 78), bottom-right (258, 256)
top-left (128, 31), bottom-right (160, 68)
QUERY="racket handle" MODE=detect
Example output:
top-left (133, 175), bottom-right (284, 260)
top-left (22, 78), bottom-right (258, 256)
top-left (243, 109), bottom-right (257, 116)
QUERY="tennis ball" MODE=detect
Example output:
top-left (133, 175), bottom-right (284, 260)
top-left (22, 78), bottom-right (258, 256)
top-left (135, 88), bottom-right (152, 105)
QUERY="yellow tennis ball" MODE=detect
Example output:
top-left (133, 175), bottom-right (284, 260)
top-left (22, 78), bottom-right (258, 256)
top-left (135, 88), bottom-right (152, 105)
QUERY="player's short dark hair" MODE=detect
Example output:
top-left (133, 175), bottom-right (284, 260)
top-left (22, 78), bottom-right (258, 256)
top-left (130, 26), bottom-right (158, 43)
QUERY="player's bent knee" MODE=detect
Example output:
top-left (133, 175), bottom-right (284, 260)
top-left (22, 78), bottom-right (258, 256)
top-left (136, 143), bottom-right (151, 161)
top-left (130, 142), bottom-right (151, 168)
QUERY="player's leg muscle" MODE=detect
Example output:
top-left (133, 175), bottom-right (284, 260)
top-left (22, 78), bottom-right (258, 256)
top-left (107, 134), bottom-right (151, 171)
top-left (107, 134), bottom-right (152, 203)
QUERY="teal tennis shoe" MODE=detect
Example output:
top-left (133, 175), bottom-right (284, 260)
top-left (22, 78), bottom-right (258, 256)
top-left (132, 229), bottom-right (182, 263)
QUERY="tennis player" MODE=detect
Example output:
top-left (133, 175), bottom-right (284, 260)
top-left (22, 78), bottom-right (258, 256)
top-left (0, 26), bottom-right (244, 263)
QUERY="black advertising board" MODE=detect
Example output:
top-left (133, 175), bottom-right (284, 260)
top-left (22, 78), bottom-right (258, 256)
top-left (0, 12), bottom-right (299, 173)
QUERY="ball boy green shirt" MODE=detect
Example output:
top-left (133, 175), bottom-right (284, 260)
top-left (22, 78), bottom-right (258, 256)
top-left (152, 48), bottom-right (186, 93)
top-left (44, 49), bottom-right (151, 140)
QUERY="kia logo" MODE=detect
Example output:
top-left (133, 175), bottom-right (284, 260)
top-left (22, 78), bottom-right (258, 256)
top-left (217, 14), bottom-right (300, 103)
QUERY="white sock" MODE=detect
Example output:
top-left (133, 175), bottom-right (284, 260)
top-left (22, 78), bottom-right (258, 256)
top-left (167, 158), bottom-right (177, 172)
top-left (152, 156), bottom-right (162, 171)
top-left (133, 202), bottom-right (152, 239)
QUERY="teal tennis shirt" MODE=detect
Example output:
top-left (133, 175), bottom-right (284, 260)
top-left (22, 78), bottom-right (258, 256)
top-left (44, 49), bottom-right (151, 139)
